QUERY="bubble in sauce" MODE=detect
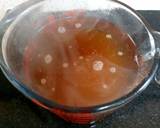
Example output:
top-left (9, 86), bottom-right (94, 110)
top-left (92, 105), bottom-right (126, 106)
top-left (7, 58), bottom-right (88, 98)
top-left (109, 67), bottom-right (116, 73)
top-left (75, 23), bottom-right (82, 29)
top-left (102, 84), bottom-right (108, 89)
top-left (51, 87), bottom-right (55, 92)
top-left (44, 54), bottom-right (53, 64)
top-left (117, 51), bottom-right (124, 56)
top-left (41, 78), bottom-right (47, 85)
top-left (79, 56), bottom-right (84, 60)
top-left (93, 60), bottom-right (104, 71)
top-left (106, 34), bottom-right (112, 39)
top-left (58, 26), bottom-right (66, 34)
top-left (62, 62), bottom-right (69, 68)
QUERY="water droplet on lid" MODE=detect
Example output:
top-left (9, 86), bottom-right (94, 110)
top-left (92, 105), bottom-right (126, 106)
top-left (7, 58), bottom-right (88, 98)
top-left (106, 34), bottom-right (112, 39)
top-left (38, 54), bottom-right (41, 58)
top-left (62, 63), bottom-right (69, 68)
top-left (41, 78), bottom-right (47, 85)
top-left (102, 84), bottom-right (108, 89)
top-left (51, 87), bottom-right (55, 92)
top-left (73, 62), bottom-right (77, 66)
top-left (68, 45), bottom-right (73, 49)
top-left (75, 23), bottom-right (82, 28)
top-left (117, 51), bottom-right (124, 56)
top-left (134, 55), bottom-right (140, 66)
top-left (93, 60), bottom-right (104, 71)
top-left (109, 67), bottom-right (116, 73)
top-left (85, 58), bottom-right (90, 62)
top-left (58, 26), bottom-right (66, 33)
top-left (79, 56), bottom-right (84, 60)
top-left (44, 54), bottom-right (53, 64)
top-left (91, 51), bottom-right (97, 55)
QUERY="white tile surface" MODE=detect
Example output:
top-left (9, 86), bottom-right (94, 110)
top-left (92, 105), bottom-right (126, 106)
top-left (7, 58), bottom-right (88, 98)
top-left (0, 0), bottom-right (160, 20)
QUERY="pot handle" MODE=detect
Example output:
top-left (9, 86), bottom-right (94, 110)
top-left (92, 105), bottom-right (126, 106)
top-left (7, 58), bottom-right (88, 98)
top-left (0, 0), bottom-right (43, 31)
top-left (0, 0), bottom-right (43, 67)
top-left (152, 31), bottom-right (160, 86)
